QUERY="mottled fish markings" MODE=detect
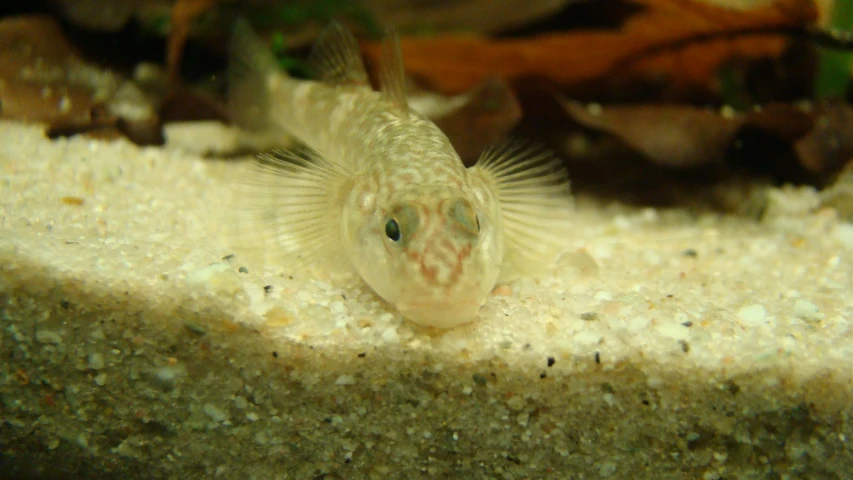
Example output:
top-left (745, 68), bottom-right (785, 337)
top-left (229, 20), bottom-right (573, 328)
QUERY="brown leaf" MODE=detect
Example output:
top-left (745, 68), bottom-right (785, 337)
top-left (427, 76), bottom-right (521, 163)
top-left (0, 15), bottom-right (106, 127)
top-left (361, 0), bottom-right (577, 34)
top-left (740, 103), bottom-right (813, 141)
top-left (0, 14), bottom-right (79, 58)
top-left (361, 0), bottom-right (817, 96)
top-left (791, 103), bottom-right (853, 177)
top-left (558, 99), bottom-right (853, 188)
top-left (51, 0), bottom-right (138, 32)
top-left (159, 88), bottom-right (230, 124)
top-left (563, 102), bottom-right (743, 167)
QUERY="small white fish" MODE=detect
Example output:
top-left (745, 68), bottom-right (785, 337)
top-left (228, 20), bottom-right (573, 328)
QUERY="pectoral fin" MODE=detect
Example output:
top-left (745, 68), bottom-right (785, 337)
top-left (468, 141), bottom-right (573, 281)
top-left (230, 147), bottom-right (353, 271)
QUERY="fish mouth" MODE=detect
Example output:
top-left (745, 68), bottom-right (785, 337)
top-left (396, 297), bottom-right (484, 328)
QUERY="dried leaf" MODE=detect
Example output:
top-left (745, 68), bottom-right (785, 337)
top-left (563, 102), bottom-right (743, 167)
top-left (424, 77), bottom-right (521, 163)
top-left (361, 0), bottom-right (576, 34)
top-left (361, 0), bottom-right (818, 96)
top-left (159, 88), bottom-right (230, 124)
top-left (51, 0), bottom-right (138, 31)
top-left (558, 98), bottom-right (852, 188)
top-left (741, 103), bottom-right (813, 141)
top-left (0, 16), bottom-right (110, 128)
top-left (791, 102), bottom-right (853, 176)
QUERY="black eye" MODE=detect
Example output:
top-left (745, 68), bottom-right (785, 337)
top-left (385, 219), bottom-right (401, 241)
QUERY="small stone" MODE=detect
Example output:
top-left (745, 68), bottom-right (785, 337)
top-left (599, 461), bottom-right (617, 476)
top-left (183, 321), bottom-right (208, 336)
top-left (628, 316), bottom-right (650, 331)
top-left (264, 306), bottom-right (294, 326)
top-left (381, 327), bottom-right (399, 344)
top-left (246, 412), bottom-right (259, 422)
top-left (793, 299), bottom-right (824, 322)
top-left (63, 385), bottom-right (80, 407)
top-left (834, 223), bottom-right (853, 248)
top-left (657, 322), bottom-right (688, 340)
top-left (564, 249), bottom-right (599, 274)
top-left (492, 285), bottom-right (512, 296)
top-left (203, 403), bottom-right (230, 422)
top-left (93, 373), bottom-right (107, 386)
top-left (594, 291), bottom-right (613, 301)
top-left (144, 364), bottom-right (186, 391)
top-left (580, 312), bottom-right (599, 321)
top-left (335, 375), bottom-right (356, 386)
top-left (187, 262), bottom-right (244, 297)
top-left (87, 353), bottom-right (105, 370)
top-left (506, 396), bottom-right (525, 411)
top-left (329, 301), bottom-right (346, 314)
top-left (89, 328), bottom-right (106, 340)
top-left (737, 304), bottom-right (766, 326)
top-left (36, 330), bottom-right (62, 345)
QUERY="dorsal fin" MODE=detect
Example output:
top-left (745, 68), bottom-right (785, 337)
top-left (228, 18), bottom-right (279, 132)
top-left (308, 21), bottom-right (370, 86)
top-left (379, 27), bottom-right (409, 114)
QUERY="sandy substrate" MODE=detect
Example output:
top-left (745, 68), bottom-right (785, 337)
top-left (1, 121), bottom-right (852, 479)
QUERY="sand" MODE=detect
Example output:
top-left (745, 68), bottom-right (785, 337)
top-left (1, 120), bottom-right (852, 479)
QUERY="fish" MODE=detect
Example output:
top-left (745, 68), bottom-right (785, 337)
top-left (228, 20), bottom-right (574, 329)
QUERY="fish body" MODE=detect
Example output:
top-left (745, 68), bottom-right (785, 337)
top-left (230, 21), bottom-right (572, 328)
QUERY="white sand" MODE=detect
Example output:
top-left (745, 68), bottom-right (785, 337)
top-left (1, 121), bottom-right (852, 479)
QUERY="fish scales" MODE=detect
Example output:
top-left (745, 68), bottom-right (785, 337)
top-left (230, 20), bottom-right (574, 328)
top-left (272, 76), bottom-right (467, 188)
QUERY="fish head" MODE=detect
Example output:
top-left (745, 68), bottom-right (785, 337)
top-left (342, 182), bottom-right (503, 328)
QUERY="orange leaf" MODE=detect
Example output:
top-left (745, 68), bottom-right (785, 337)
top-left (361, 0), bottom-right (818, 95)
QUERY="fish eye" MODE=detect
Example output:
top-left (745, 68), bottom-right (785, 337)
top-left (385, 218), bottom-right (401, 241)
